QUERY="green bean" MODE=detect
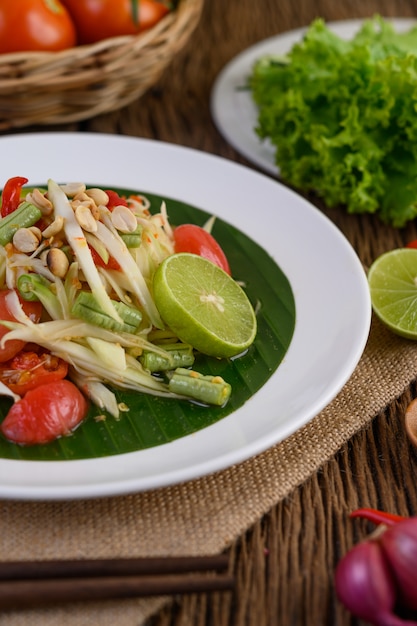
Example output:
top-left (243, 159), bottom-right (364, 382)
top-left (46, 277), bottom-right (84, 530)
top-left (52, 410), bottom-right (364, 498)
top-left (17, 273), bottom-right (63, 320)
top-left (0, 202), bottom-right (42, 246)
top-left (71, 291), bottom-right (142, 333)
top-left (120, 225), bottom-right (143, 248)
top-left (140, 343), bottom-right (195, 372)
top-left (169, 368), bottom-right (231, 406)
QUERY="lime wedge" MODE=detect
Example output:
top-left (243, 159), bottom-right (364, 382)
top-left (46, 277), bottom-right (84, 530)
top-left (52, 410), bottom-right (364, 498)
top-left (153, 253), bottom-right (257, 357)
top-left (368, 248), bottom-right (417, 339)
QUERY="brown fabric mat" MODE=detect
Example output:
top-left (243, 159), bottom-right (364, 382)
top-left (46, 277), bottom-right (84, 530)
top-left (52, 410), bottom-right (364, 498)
top-left (1, 1), bottom-right (417, 624)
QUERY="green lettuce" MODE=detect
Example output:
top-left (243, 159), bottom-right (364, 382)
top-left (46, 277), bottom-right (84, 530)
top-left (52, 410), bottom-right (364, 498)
top-left (249, 16), bottom-right (417, 227)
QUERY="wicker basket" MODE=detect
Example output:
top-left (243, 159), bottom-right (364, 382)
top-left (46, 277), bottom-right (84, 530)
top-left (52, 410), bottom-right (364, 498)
top-left (0, 0), bottom-right (203, 131)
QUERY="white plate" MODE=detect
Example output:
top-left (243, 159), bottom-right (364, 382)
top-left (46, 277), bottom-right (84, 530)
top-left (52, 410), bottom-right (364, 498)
top-left (0, 132), bottom-right (371, 500)
top-left (211, 18), bottom-right (417, 175)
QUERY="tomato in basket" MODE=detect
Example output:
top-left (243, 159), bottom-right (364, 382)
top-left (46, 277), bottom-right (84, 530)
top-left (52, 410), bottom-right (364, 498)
top-left (0, 0), bottom-right (77, 54)
top-left (61, 0), bottom-right (171, 45)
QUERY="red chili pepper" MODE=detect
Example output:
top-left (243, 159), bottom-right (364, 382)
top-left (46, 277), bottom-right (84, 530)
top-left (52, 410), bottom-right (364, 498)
top-left (350, 508), bottom-right (405, 526)
top-left (1, 176), bottom-right (28, 216)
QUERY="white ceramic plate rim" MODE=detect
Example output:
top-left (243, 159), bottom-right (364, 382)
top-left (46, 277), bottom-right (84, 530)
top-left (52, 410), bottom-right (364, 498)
top-left (211, 18), bottom-right (417, 175)
top-left (0, 132), bottom-right (371, 500)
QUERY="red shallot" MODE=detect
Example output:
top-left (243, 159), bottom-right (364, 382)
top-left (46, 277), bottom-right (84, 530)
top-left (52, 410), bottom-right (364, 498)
top-left (380, 518), bottom-right (417, 611)
top-left (335, 509), bottom-right (417, 626)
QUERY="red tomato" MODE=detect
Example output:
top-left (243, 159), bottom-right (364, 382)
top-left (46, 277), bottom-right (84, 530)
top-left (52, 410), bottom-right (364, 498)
top-left (0, 290), bottom-right (43, 363)
top-left (406, 240), bottom-right (417, 249)
top-left (173, 224), bottom-right (231, 275)
top-left (0, 0), bottom-right (76, 54)
top-left (105, 190), bottom-right (128, 210)
top-left (89, 245), bottom-right (121, 271)
top-left (0, 380), bottom-right (88, 445)
top-left (61, 0), bottom-right (170, 45)
top-left (0, 350), bottom-right (68, 395)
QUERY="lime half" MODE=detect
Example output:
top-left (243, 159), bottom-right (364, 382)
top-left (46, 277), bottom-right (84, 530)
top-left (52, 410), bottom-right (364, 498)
top-left (153, 253), bottom-right (257, 357)
top-left (368, 248), bottom-right (417, 339)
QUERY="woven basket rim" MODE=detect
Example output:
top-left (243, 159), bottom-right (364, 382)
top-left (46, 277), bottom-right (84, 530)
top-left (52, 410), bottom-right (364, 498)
top-left (0, 0), bottom-right (204, 129)
top-left (0, 0), bottom-right (202, 61)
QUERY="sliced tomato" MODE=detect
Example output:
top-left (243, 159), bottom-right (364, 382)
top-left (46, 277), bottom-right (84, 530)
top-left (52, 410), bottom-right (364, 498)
top-left (0, 290), bottom-right (43, 363)
top-left (173, 224), bottom-right (231, 275)
top-left (105, 189), bottom-right (129, 210)
top-left (89, 245), bottom-right (121, 271)
top-left (0, 350), bottom-right (68, 395)
top-left (0, 380), bottom-right (88, 445)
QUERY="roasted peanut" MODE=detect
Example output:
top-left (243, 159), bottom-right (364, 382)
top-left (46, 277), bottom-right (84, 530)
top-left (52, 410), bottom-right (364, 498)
top-left (111, 205), bottom-right (138, 233)
top-left (26, 188), bottom-right (53, 216)
top-left (13, 228), bottom-right (41, 253)
top-left (85, 188), bottom-right (109, 207)
top-left (46, 248), bottom-right (69, 278)
top-left (42, 216), bottom-right (64, 238)
top-left (60, 183), bottom-right (86, 197)
top-left (74, 205), bottom-right (98, 233)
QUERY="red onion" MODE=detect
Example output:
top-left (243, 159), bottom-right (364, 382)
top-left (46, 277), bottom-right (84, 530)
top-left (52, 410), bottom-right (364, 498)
top-left (380, 518), bottom-right (417, 611)
top-left (335, 539), bottom-right (416, 626)
top-left (335, 510), bottom-right (417, 625)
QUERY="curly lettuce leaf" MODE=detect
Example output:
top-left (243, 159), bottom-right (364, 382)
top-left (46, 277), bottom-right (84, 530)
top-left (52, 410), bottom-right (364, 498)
top-left (249, 16), bottom-right (417, 227)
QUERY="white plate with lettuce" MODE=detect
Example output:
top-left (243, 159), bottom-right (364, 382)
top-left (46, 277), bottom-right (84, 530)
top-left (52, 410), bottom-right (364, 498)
top-left (211, 18), bottom-right (417, 194)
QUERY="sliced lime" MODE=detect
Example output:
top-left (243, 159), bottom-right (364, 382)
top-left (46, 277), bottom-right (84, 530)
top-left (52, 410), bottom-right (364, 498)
top-left (153, 253), bottom-right (257, 358)
top-left (368, 247), bottom-right (417, 339)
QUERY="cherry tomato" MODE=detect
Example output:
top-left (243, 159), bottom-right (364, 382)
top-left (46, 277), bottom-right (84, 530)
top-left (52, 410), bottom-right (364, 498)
top-left (0, 0), bottom-right (76, 54)
top-left (0, 177), bottom-right (28, 217)
top-left (61, 0), bottom-right (170, 45)
top-left (0, 350), bottom-right (68, 395)
top-left (406, 239), bottom-right (417, 249)
top-left (89, 246), bottom-right (121, 271)
top-left (0, 380), bottom-right (88, 445)
top-left (0, 290), bottom-right (43, 363)
top-left (173, 224), bottom-right (231, 275)
top-left (105, 190), bottom-right (129, 210)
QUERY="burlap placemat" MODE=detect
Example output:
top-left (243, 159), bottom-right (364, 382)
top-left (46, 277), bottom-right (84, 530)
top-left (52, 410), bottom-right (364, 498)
top-left (0, 315), bottom-right (416, 625)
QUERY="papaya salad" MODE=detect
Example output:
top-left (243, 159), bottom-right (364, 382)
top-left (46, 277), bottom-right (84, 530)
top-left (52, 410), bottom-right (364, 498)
top-left (0, 176), bottom-right (250, 446)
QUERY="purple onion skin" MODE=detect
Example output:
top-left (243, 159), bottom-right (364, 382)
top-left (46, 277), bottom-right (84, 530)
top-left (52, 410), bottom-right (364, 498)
top-left (380, 518), bottom-right (417, 611)
top-left (335, 539), bottom-right (417, 626)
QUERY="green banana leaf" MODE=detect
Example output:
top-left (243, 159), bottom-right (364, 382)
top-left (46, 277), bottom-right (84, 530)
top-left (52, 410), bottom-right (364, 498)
top-left (0, 189), bottom-right (296, 461)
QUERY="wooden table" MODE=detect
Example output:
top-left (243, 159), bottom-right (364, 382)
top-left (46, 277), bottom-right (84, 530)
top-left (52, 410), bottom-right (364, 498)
top-left (3, 1), bottom-right (417, 624)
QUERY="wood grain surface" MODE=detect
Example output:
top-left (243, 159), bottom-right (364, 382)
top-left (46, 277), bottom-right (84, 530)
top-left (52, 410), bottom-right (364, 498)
top-left (3, 0), bottom-right (417, 624)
